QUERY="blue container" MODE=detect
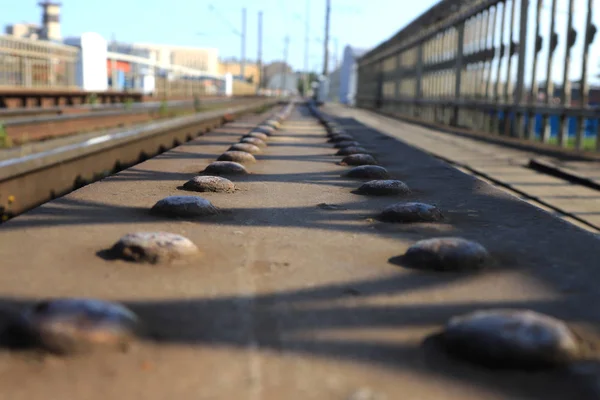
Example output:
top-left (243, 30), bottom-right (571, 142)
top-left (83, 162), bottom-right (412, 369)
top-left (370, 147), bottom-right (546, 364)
top-left (496, 109), bottom-right (599, 139)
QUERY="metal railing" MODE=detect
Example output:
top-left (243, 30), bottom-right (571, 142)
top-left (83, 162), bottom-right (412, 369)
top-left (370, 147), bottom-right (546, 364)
top-left (356, 0), bottom-right (599, 151)
top-left (0, 35), bottom-right (79, 89)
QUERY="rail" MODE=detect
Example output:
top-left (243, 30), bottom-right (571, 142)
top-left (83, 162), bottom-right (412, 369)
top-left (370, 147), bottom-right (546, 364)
top-left (356, 0), bottom-right (599, 151)
top-left (0, 97), bottom-right (248, 122)
top-left (0, 98), bottom-right (278, 218)
top-left (0, 97), bottom-right (260, 145)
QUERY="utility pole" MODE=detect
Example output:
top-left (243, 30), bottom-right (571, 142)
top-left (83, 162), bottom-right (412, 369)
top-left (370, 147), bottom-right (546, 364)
top-left (241, 7), bottom-right (247, 80)
top-left (322, 0), bottom-right (330, 76)
top-left (258, 11), bottom-right (263, 89)
top-left (281, 35), bottom-right (290, 96)
top-left (303, 0), bottom-right (310, 96)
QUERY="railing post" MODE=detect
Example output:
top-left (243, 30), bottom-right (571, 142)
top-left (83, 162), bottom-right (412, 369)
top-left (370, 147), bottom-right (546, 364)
top-left (541, 0), bottom-right (558, 143)
top-left (394, 52), bottom-right (402, 114)
top-left (576, 0), bottom-right (594, 151)
top-left (452, 23), bottom-right (465, 126)
top-left (514, 0), bottom-right (529, 138)
top-left (558, 0), bottom-right (575, 147)
top-left (526, 0), bottom-right (543, 140)
top-left (414, 44), bottom-right (424, 118)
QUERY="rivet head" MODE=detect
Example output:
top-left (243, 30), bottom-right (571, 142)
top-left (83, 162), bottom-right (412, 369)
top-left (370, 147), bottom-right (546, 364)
top-left (217, 151), bottom-right (257, 164)
top-left (244, 132), bottom-right (269, 141)
top-left (441, 309), bottom-right (580, 369)
top-left (340, 154), bottom-right (377, 166)
top-left (342, 165), bottom-right (390, 179)
top-left (203, 161), bottom-right (248, 175)
top-left (357, 180), bottom-right (411, 196)
top-left (328, 134), bottom-right (355, 143)
top-left (264, 119), bottom-right (281, 129)
top-left (403, 237), bottom-right (488, 270)
top-left (379, 202), bottom-right (443, 223)
top-left (182, 176), bottom-right (235, 193)
top-left (240, 137), bottom-right (267, 147)
top-left (229, 143), bottom-right (261, 154)
top-left (150, 195), bottom-right (220, 217)
top-left (333, 140), bottom-right (361, 149)
top-left (254, 126), bottom-right (274, 136)
top-left (22, 298), bottom-right (140, 355)
top-left (336, 146), bottom-right (369, 156)
top-left (110, 231), bottom-right (199, 263)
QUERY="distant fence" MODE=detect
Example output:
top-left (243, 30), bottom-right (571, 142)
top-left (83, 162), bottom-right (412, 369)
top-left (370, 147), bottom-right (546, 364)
top-left (0, 35), bottom-right (79, 89)
top-left (0, 35), bottom-right (258, 100)
top-left (357, 0), bottom-right (599, 150)
top-left (150, 77), bottom-right (256, 99)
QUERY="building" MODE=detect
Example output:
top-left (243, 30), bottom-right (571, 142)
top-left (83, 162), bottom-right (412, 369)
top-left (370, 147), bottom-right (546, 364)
top-left (218, 60), bottom-right (261, 84)
top-left (4, 23), bottom-right (40, 39)
top-left (38, 2), bottom-right (62, 41)
top-left (130, 43), bottom-right (219, 75)
top-left (326, 45), bottom-right (368, 106)
top-left (4, 2), bottom-right (62, 42)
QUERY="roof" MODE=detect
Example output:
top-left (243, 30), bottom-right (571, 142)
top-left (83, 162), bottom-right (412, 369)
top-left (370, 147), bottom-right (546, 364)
top-left (350, 47), bottom-right (369, 58)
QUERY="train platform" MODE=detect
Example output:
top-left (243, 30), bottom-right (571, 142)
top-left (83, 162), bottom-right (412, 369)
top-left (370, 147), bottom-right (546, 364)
top-left (326, 104), bottom-right (600, 234)
top-left (1, 103), bottom-right (600, 399)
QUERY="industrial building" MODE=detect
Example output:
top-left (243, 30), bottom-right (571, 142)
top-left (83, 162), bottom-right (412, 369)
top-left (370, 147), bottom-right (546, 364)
top-left (4, 1), bottom-right (62, 42)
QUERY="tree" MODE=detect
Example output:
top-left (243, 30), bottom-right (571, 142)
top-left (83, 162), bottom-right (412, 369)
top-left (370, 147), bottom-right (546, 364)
top-left (297, 72), bottom-right (319, 95)
top-left (263, 61), bottom-right (293, 85)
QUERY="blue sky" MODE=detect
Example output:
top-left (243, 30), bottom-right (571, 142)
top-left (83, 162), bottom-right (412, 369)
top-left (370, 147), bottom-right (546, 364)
top-left (1, 0), bottom-right (597, 85)
top-left (0, 0), bottom-right (438, 71)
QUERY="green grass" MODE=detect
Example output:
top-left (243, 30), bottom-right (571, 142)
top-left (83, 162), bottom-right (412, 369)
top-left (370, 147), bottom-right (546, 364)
top-left (0, 122), bottom-right (12, 148)
top-left (123, 98), bottom-right (134, 111)
top-left (159, 100), bottom-right (169, 117)
top-left (194, 96), bottom-right (202, 112)
top-left (253, 104), bottom-right (272, 114)
top-left (545, 137), bottom-right (597, 151)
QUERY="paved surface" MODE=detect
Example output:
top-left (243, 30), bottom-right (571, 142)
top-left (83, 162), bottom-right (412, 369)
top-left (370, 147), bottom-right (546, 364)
top-left (327, 105), bottom-right (600, 233)
top-left (1, 105), bottom-right (600, 399)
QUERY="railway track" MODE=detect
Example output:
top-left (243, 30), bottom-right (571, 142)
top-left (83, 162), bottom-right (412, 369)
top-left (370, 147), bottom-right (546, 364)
top-left (0, 98), bottom-right (278, 220)
top-left (0, 97), bottom-right (261, 145)
top-left (0, 96), bottom-right (251, 120)
top-left (0, 101), bottom-right (600, 399)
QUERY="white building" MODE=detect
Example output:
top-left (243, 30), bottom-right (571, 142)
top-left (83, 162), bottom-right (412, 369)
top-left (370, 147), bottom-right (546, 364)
top-left (327, 45), bottom-right (368, 106)
top-left (129, 43), bottom-right (219, 75)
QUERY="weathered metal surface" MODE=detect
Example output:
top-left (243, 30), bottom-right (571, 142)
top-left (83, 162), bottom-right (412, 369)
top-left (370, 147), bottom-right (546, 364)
top-left (0, 104), bottom-right (599, 398)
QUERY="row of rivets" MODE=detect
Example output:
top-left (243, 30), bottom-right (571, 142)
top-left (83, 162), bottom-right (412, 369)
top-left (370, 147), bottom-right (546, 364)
top-left (307, 101), bottom-right (582, 370)
top-left (5, 103), bottom-right (296, 355)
